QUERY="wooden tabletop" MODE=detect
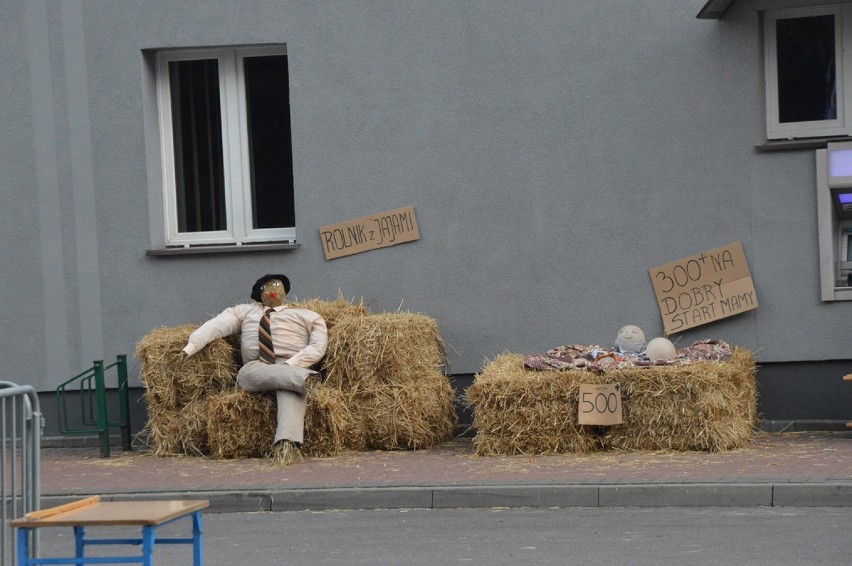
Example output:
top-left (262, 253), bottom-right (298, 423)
top-left (11, 496), bottom-right (209, 528)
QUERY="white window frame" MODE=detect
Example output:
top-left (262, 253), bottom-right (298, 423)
top-left (156, 45), bottom-right (295, 247)
top-left (764, 5), bottom-right (852, 140)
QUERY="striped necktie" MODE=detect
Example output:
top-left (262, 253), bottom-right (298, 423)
top-left (259, 308), bottom-right (276, 364)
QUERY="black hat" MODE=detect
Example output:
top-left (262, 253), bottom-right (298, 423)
top-left (251, 274), bottom-right (291, 302)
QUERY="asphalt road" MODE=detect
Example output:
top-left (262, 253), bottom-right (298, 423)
top-left (32, 506), bottom-right (852, 565)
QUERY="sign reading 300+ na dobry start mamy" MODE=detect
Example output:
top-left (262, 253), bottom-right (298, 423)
top-left (649, 241), bottom-right (758, 335)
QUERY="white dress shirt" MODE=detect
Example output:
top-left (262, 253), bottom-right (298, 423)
top-left (183, 302), bottom-right (328, 368)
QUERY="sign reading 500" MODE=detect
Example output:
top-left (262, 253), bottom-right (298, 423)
top-left (577, 383), bottom-right (622, 426)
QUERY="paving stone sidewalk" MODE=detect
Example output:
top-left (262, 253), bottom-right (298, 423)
top-left (41, 431), bottom-right (852, 511)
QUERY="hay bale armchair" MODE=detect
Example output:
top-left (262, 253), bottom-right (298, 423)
top-left (136, 297), bottom-right (457, 461)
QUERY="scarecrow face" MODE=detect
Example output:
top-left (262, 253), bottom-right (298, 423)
top-left (260, 279), bottom-right (286, 308)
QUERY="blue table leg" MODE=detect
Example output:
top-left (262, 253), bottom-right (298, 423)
top-left (193, 511), bottom-right (203, 566)
top-left (142, 525), bottom-right (157, 566)
top-left (17, 527), bottom-right (30, 566)
top-left (75, 525), bottom-right (86, 558)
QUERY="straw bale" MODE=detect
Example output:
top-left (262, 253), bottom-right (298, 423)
top-left (290, 294), bottom-right (371, 329)
top-left (350, 369), bottom-right (458, 450)
top-left (135, 324), bottom-right (239, 411)
top-left (467, 353), bottom-right (602, 455)
top-left (139, 303), bottom-right (455, 460)
top-left (288, 296), bottom-right (372, 381)
top-left (206, 391), bottom-right (276, 459)
top-left (601, 347), bottom-right (758, 452)
top-left (141, 404), bottom-right (210, 457)
top-left (205, 386), bottom-right (355, 459)
top-left (303, 386), bottom-right (358, 456)
top-left (324, 312), bottom-right (445, 389)
top-left (467, 348), bottom-right (758, 455)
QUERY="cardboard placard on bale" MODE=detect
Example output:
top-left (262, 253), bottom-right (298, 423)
top-left (577, 383), bottom-right (622, 425)
top-left (649, 241), bottom-right (758, 335)
top-left (136, 296), bottom-right (456, 461)
top-left (467, 348), bottom-right (757, 455)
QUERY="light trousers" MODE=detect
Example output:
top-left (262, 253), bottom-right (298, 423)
top-left (236, 360), bottom-right (316, 444)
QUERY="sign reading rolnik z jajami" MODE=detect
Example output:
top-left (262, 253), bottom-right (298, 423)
top-left (319, 206), bottom-right (420, 260)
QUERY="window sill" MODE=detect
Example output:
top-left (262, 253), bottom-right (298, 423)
top-left (826, 286), bottom-right (852, 302)
top-left (146, 242), bottom-right (300, 257)
top-left (756, 137), bottom-right (852, 152)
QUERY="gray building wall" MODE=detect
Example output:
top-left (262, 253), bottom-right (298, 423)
top-left (1, 1), bottom-right (849, 421)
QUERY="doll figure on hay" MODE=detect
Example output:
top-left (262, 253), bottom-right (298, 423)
top-left (183, 274), bottom-right (328, 465)
top-left (614, 324), bottom-right (646, 354)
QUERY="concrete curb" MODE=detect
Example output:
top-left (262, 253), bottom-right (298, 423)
top-left (40, 482), bottom-right (852, 513)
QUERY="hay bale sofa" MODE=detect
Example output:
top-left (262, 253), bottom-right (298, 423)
top-left (135, 297), bottom-right (457, 460)
top-left (467, 344), bottom-right (758, 455)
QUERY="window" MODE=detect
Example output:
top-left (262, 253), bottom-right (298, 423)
top-left (156, 46), bottom-right (295, 247)
top-left (764, 5), bottom-right (852, 139)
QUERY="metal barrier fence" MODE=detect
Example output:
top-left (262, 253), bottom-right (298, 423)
top-left (1, 382), bottom-right (42, 566)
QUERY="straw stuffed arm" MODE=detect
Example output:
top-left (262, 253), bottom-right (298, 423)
top-left (282, 311), bottom-right (328, 369)
top-left (182, 305), bottom-right (247, 357)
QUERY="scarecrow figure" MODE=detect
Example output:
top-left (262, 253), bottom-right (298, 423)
top-left (183, 274), bottom-right (328, 464)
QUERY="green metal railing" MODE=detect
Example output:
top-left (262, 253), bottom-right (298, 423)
top-left (55, 355), bottom-right (131, 457)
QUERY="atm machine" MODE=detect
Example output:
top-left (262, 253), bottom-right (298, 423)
top-left (816, 141), bottom-right (852, 301)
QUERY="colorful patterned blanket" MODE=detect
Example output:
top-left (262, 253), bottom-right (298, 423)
top-left (523, 339), bottom-right (733, 372)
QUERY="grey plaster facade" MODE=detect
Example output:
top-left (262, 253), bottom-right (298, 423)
top-left (1, 0), bottom-right (850, 421)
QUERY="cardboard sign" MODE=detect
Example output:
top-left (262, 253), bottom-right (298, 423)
top-left (320, 206), bottom-right (420, 260)
top-left (577, 383), bottom-right (623, 425)
top-left (649, 241), bottom-right (758, 335)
